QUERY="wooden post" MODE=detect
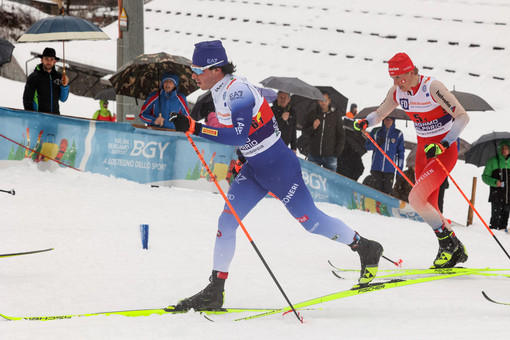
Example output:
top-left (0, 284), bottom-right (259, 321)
top-left (467, 177), bottom-right (477, 226)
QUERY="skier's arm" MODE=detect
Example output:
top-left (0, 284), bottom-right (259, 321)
top-left (195, 83), bottom-right (254, 146)
top-left (364, 87), bottom-right (400, 127)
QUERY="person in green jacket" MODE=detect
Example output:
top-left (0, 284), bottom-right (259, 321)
top-left (92, 100), bottom-right (114, 122)
top-left (482, 140), bottom-right (510, 230)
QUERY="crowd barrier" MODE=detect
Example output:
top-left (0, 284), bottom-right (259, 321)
top-left (0, 107), bottom-right (423, 222)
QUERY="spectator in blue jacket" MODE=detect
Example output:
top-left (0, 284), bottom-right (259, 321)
top-left (139, 72), bottom-right (189, 129)
top-left (364, 117), bottom-right (405, 195)
top-left (23, 47), bottom-right (69, 115)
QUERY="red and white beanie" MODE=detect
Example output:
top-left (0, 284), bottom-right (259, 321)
top-left (388, 53), bottom-right (415, 76)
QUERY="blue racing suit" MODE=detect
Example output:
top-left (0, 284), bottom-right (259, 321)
top-left (195, 74), bottom-right (356, 272)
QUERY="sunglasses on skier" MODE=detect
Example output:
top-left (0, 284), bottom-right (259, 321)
top-left (190, 60), bottom-right (225, 75)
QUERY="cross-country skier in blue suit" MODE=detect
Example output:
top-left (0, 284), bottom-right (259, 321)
top-left (169, 40), bottom-right (384, 311)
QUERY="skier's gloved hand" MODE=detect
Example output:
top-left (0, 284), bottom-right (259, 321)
top-left (169, 113), bottom-right (202, 136)
top-left (353, 119), bottom-right (368, 131)
top-left (424, 141), bottom-right (449, 159)
top-left (231, 155), bottom-right (246, 178)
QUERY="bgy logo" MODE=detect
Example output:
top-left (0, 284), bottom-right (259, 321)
top-left (302, 170), bottom-right (327, 190)
top-left (130, 140), bottom-right (170, 159)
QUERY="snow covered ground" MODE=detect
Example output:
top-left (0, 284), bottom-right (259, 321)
top-left (0, 158), bottom-right (509, 340)
top-left (1, 0), bottom-right (510, 339)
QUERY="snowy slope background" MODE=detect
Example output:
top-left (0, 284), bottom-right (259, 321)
top-left (1, 0), bottom-right (510, 339)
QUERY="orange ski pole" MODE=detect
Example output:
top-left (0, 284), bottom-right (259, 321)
top-left (435, 158), bottom-right (510, 260)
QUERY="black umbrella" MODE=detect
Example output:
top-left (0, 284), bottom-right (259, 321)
top-left (451, 90), bottom-right (494, 112)
top-left (289, 86), bottom-right (348, 129)
top-left (260, 76), bottom-right (323, 100)
top-left (17, 14), bottom-right (109, 75)
top-left (190, 91), bottom-right (215, 121)
top-left (0, 38), bottom-right (15, 67)
top-left (357, 106), bottom-right (410, 120)
top-left (94, 87), bottom-right (117, 101)
top-left (465, 131), bottom-right (510, 167)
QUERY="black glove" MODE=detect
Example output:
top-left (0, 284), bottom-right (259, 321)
top-left (424, 140), bottom-right (449, 159)
top-left (354, 119), bottom-right (368, 131)
top-left (169, 113), bottom-right (202, 136)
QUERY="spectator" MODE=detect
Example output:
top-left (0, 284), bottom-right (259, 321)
top-left (23, 47), bottom-right (69, 115)
top-left (271, 91), bottom-right (297, 151)
top-left (346, 103), bottom-right (358, 119)
top-left (364, 117), bottom-right (405, 195)
top-left (139, 72), bottom-right (189, 129)
top-left (482, 140), bottom-right (510, 230)
top-left (392, 148), bottom-right (416, 202)
top-left (302, 90), bottom-right (345, 171)
top-left (337, 108), bottom-right (366, 181)
top-left (92, 100), bottom-right (114, 122)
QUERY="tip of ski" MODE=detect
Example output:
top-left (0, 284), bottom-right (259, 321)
top-left (0, 248), bottom-right (55, 258)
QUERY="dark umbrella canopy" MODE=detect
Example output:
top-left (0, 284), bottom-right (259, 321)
top-left (17, 15), bottom-right (109, 42)
top-left (451, 90), bottom-right (494, 112)
top-left (0, 38), bottom-right (15, 67)
top-left (190, 91), bottom-right (215, 121)
top-left (94, 87), bottom-right (117, 101)
top-left (109, 52), bottom-right (199, 100)
top-left (17, 14), bottom-right (109, 75)
top-left (464, 132), bottom-right (510, 167)
top-left (260, 76), bottom-right (323, 100)
top-left (356, 106), bottom-right (410, 120)
top-left (290, 86), bottom-right (349, 128)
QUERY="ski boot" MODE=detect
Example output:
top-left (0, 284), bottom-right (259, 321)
top-left (173, 270), bottom-right (227, 311)
top-left (431, 225), bottom-right (468, 268)
top-left (350, 233), bottom-right (384, 285)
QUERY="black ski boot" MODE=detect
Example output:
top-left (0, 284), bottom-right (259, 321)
top-left (349, 233), bottom-right (384, 285)
top-left (173, 270), bottom-right (226, 311)
top-left (431, 225), bottom-right (468, 268)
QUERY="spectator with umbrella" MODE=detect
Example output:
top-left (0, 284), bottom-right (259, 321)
top-left (482, 140), bottom-right (510, 231)
top-left (271, 91), bottom-right (297, 152)
top-left (302, 90), bottom-right (345, 171)
top-left (139, 72), bottom-right (189, 129)
top-left (22, 47), bottom-right (69, 115)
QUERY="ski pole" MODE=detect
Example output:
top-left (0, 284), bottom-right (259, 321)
top-left (382, 255), bottom-right (403, 267)
top-left (363, 131), bottom-right (452, 226)
top-left (0, 189), bottom-right (15, 195)
top-left (0, 134), bottom-right (81, 171)
top-left (435, 158), bottom-right (510, 260)
top-left (183, 132), bottom-right (303, 323)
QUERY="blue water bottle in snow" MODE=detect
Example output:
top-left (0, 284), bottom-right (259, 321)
top-left (139, 224), bottom-right (149, 249)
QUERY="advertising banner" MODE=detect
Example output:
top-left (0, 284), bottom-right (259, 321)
top-left (0, 107), bottom-right (422, 222)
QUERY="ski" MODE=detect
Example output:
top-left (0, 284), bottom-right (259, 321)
top-left (0, 248), bottom-right (54, 258)
top-left (235, 269), bottom-right (483, 321)
top-left (331, 268), bottom-right (510, 280)
top-left (0, 305), bottom-right (296, 321)
top-left (481, 291), bottom-right (510, 306)
top-left (328, 260), bottom-right (510, 278)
